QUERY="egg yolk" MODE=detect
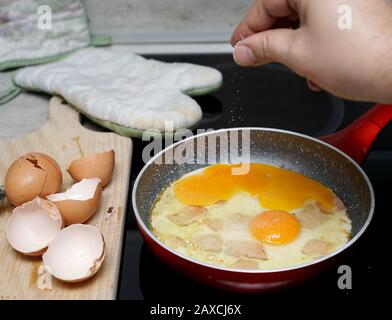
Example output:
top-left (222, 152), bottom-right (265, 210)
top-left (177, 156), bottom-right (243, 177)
top-left (173, 163), bottom-right (333, 211)
top-left (250, 210), bottom-right (300, 244)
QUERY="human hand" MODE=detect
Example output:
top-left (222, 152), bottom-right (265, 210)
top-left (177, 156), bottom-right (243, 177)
top-left (232, 0), bottom-right (392, 103)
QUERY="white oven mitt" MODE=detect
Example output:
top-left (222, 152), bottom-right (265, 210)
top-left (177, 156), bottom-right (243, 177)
top-left (14, 48), bottom-right (223, 137)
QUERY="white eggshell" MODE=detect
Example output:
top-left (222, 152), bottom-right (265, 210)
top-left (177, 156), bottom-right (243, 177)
top-left (7, 197), bottom-right (62, 256)
top-left (42, 224), bottom-right (105, 282)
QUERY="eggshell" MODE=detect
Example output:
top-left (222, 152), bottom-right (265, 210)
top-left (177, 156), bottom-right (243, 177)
top-left (47, 178), bottom-right (102, 225)
top-left (4, 153), bottom-right (62, 206)
top-left (68, 150), bottom-right (115, 187)
top-left (42, 224), bottom-right (105, 282)
top-left (29, 152), bottom-right (63, 188)
top-left (7, 197), bottom-right (63, 256)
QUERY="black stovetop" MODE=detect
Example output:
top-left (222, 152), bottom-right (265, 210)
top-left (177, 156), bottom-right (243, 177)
top-left (107, 54), bottom-right (389, 301)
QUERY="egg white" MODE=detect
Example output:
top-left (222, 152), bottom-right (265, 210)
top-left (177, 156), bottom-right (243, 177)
top-left (151, 186), bottom-right (352, 270)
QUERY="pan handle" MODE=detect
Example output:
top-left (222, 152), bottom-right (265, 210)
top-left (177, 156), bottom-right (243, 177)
top-left (320, 104), bottom-right (392, 164)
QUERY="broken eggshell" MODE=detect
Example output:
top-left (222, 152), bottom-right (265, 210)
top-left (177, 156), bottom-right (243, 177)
top-left (7, 197), bottom-right (63, 256)
top-left (4, 153), bottom-right (63, 206)
top-left (68, 150), bottom-right (115, 187)
top-left (47, 178), bottom-right (102, 225)
top-left (42, 224), bottom-right (105, 282)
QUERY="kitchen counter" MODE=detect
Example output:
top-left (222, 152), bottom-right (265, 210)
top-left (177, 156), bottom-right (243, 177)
top-left (0, 92), bottom-right (48, 138)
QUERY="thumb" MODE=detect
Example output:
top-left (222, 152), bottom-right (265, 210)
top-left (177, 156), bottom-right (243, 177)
top-left (233, 28), bottom-right (299, 67)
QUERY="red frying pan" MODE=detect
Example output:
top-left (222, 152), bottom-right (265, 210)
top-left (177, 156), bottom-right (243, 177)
top-left (132, 103), bottom-right (391, 293)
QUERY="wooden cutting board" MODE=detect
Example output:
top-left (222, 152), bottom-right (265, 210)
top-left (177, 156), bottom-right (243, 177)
top-left (0, 96), bottom-right (132, 300)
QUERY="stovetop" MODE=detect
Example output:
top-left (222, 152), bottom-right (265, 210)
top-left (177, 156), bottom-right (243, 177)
top-left (107, 54), bottom-right (389, 301)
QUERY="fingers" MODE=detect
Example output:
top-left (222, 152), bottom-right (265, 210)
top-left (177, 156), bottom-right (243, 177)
top-left (231, 0), bottom-right (298, 46)
top-left (233, 30), bottom-right (323, 94)
top-left (233, 28), bottom-right (299, 67)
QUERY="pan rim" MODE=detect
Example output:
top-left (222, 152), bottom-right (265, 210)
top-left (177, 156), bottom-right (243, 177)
top-left (132, 127), bottom-right (375, 274)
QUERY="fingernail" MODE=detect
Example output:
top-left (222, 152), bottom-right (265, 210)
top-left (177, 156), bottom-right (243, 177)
top-left (232, 34), bottom-right (247, 46)
top-left (233, 45), bottom-right (257, 66)
top-left (307, 79), bottom-right (322, 92)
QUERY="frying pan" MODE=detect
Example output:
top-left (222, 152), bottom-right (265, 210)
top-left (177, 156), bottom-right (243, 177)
top-left (132, 103), bottom-right (392, 293)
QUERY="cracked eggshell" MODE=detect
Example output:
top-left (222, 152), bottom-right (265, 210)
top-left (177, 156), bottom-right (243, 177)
top-left (4, 153), bottom-right (62, 206)
top-left (7, 197), bottom-right (63, 256)
top-left (68, 150), bottom-right (115, 187)
top-left (47, 178), bottom-right (102, 226)
top-left (29, 152), bottom-right (63, 190)
top-left (42, 224), bottom-right (105, 282)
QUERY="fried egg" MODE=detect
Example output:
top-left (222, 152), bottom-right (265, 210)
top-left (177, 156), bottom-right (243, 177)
top-left (150, 163), bottom-right (352, 270)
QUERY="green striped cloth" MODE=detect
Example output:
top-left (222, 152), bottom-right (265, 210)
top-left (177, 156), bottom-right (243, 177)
top-left (0, 0), bottom-right (92, 104)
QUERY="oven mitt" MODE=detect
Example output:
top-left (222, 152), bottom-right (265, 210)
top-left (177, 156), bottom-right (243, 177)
top-left (14, 48), bottom-right (223, 137)
top-left (0, 0), bottom-right (90, 71)
top-left (0, 71), bottom-right (22, 105)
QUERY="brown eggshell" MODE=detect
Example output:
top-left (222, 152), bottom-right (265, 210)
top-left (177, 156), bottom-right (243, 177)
top-left (4, 158), bottom-right (46, 206)
top-left (28, 152), bottom-right (63, 191)
top-left (4, 157), bottom-right (46, 206)
top-left (4, 153), bottom-right (62, 206)
top-left (50, 182), bottom-right (102, 226)
top-left (68, 150), bottom-right (115, 187)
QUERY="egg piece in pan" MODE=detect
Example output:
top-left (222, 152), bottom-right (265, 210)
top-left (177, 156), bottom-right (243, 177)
top-left (150, 163), bottom-right (352, 270)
